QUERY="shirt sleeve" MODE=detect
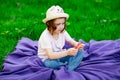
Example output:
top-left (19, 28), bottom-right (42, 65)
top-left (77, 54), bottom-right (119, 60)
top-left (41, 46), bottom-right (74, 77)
top-left (38, 32), bottom-right (52, 49)
top-left (64, 30), bottom-right (75, 42)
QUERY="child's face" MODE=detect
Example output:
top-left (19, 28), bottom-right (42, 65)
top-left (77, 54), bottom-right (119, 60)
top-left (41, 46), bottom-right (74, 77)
top-left (53, 18), bottom-right (65, 34)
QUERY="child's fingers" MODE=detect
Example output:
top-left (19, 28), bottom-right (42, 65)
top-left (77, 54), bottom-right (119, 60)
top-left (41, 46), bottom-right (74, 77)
top-left (75, 42), bottom-right (85, 49)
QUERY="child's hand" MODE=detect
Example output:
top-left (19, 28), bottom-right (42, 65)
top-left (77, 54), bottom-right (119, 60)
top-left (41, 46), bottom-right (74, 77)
top-left (67, 48), bottom-right (78, 56)
top-left (78, 43), bottom-right (85, 50)
top-left (75, 42), bottom-right (85, 50)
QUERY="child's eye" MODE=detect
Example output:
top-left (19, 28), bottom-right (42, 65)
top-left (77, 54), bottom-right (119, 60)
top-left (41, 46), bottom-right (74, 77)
top-left (56, 23), bottom-right (61, 26)
top-left (56, 22), bottom-right (65, 26)
top-left (62, 23), bottom-right (65, 25)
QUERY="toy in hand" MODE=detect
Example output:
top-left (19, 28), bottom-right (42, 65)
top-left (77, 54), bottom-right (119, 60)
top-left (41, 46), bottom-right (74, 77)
top-left (75, 42), bottom-right (85, 49)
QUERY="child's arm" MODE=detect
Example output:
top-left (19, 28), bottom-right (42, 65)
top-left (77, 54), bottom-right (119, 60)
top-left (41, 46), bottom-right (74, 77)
top-left (44, 48), bottom-right (78, 60)
top-left (74, 42), bottom-right (85, 49)
top-left (64, 31), bottom-right (84, 49)
top-left (67, 40), bottom-right (78, 47)
top-left (68, 40), bottom-right (84, 50)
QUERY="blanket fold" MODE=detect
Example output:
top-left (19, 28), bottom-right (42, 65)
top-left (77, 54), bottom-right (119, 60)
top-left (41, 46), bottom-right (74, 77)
top-left (0, 37), bottom-right (120, 80)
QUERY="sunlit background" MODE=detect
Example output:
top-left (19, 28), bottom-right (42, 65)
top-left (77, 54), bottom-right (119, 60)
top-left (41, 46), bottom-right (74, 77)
top-left (0, 0), bottom-right (120, 70)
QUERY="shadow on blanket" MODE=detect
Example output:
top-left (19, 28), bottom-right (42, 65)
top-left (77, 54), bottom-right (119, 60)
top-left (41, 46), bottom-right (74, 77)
top-left (0, 37), bottom-right (120, 80)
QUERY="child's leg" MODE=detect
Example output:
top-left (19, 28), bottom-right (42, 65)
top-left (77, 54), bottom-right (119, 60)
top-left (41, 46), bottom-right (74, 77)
top-left (44, 59), bottom-right (67, 69)
top-left (59, 56), bottom-right (70, 64)
top-left (68, 50), bottom-right (84, 71)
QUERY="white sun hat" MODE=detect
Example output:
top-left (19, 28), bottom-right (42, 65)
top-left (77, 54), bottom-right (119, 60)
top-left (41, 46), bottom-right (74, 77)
top-left (43, 5), bottom-right (69, 23)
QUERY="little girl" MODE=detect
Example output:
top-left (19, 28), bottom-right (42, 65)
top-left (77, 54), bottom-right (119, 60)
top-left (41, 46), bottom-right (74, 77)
top-left (38, 5), bottom-right (84, 71)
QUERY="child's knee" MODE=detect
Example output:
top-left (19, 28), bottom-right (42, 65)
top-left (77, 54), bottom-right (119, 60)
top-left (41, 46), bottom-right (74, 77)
top-left (44, 60), bottom-right (51, 67)
top-left (44, 60), bottom-right (60, 69)
top-left (78, 50), bottom-right (84, 56)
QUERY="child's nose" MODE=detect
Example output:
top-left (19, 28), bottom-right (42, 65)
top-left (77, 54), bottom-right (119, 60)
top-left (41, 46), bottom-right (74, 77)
top-left (60, 25), bottom-right (64, 29)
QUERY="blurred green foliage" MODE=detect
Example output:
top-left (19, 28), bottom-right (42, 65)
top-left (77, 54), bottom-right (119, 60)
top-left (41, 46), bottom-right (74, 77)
top-left (0, 0), bottom-right (120, 70)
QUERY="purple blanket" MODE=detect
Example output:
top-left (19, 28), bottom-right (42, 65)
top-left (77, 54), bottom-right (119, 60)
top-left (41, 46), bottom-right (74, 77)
top-left (0, 37), bottom-right (120, 80)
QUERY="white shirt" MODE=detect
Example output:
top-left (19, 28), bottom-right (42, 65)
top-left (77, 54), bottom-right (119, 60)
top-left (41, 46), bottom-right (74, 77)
top-left (38, 28), bottom-right (74, 61)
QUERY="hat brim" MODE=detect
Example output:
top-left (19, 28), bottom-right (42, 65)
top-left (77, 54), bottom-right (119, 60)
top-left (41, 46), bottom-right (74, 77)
top-left (43, 13), bottom-right (69, 23)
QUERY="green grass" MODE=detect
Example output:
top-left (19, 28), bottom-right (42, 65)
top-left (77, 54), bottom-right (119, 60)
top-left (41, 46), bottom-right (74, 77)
top-left (0, 0), bottom-right (120, 70)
